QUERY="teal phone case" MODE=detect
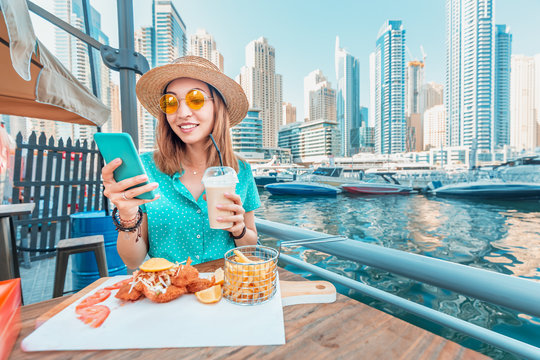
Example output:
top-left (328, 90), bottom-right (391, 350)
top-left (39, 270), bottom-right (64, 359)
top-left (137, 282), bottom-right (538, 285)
top-left (93, 133), bottom-right (155, 200)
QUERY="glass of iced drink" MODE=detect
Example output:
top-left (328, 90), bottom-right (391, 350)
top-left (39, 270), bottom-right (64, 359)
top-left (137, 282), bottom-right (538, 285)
top-left (202, 166), bottom-right (239, 229)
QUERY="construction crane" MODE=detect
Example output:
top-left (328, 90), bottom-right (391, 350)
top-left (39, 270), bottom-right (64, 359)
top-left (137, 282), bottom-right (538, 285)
top-left (406, 46), bottom-right (426, 67)
top-left (406, 45), bottom-right (415, 62)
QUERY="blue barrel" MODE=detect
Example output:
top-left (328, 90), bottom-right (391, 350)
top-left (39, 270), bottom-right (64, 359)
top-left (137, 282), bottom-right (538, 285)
top-left (70, 211), bottom-right (127, 290)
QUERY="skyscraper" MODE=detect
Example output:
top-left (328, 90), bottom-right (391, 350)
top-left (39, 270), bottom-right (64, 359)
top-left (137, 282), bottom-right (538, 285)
top-left (446, 0), bottom-right (494, 150)
top-left (420, 82), bottom-right (444, 114)
top-left (510, 55), bottom-right (536, 151)
top-left (335, 37), bottom-right (360, 156)
top-left (424, 105), bottom-right (446, 150)
top-left (494, 25), bottom-right (512, 149)
top-left (135, 26), bottom-right (153, 68)
top-left (238, 37), bottom-right (282, 148)
top-left (358, 106), bottom-right (374, 151)
top-left (275, 73), bottom-right (283, 126)
top-left (231, 109), bottom-right (263, 155)
top-left (373, 20), bottom-right (406, 154)
top-left (369, 52), bottom-right (376, 128)
top-left (282, 103), bottom-right (296, 125)
top-left (304, 70), bottom-right (336, 123)
top-left (110, 83), bottom-right (122, 133)
top-left (152, 0), bottom-right (186, 68)
top-left (134, 1), bottom-right (185, 151)
top-left (189, 29), bottom-right (224, 72)
top-left (407, 113), bottom-right (423, 152)
top-left (405, 61), bottom-right (424, 117)
top-left (134, 27), bottom-right (157, 151)
top-left (405, 60), bottom-right (424, 153)
top-left (53, 0), bottom-right (111, 143)
top-left (304, 70), bottom-right (327, 121)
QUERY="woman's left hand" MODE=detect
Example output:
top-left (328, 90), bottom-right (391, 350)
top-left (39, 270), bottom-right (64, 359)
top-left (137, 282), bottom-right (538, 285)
top-left (216, 192), bottom-right (246, 237)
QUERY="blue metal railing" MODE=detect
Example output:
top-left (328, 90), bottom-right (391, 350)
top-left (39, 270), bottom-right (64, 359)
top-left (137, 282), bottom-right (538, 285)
top-left (255, 218), bottom-right (540, 359)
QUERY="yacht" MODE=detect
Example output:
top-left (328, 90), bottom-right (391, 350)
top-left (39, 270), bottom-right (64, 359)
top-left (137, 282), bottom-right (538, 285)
top-left (430, 180), bottom-right (540, 199)
top-left (305, 167), bottom-right (361, 186)
top-left (341, 173), bottom-right (414, 195)
top-left (264, 181), bottom-right (342, 196)
top-left (253, 170), bottom-right (294, 187)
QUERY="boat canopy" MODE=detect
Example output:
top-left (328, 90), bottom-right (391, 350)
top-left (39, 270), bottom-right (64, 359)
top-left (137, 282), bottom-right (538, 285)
top-left (312, 167), bottom-right (343, 177)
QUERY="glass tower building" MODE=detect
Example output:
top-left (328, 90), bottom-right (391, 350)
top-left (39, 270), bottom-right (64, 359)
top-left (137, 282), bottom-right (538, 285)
top-left (134, 27), bottom-right (156, 151)
top-left (152, 0), bottom-right (186, 68)
top-left (278, 120), bottom-right (340, 163)
top-left (238, 37), bottom-right (282, 148)
top-left (133, 0), bottom-right (185, 151)
top-left (405, 61), bottom-right (424, 117)
top-left (231, 109), bottom-right (263, 155)
top-left (446, 0), bottom-right (494, 150)
top-left (335, 37), bottom-right (360, 157)
top-left (189, 29), bottom-right (224, 72)
top-left (494, 24), bottom-right (512, 149)
top-left (51, 0), bottom-right (111, 142)
top-left (374, 20), bottom-right (406, 154)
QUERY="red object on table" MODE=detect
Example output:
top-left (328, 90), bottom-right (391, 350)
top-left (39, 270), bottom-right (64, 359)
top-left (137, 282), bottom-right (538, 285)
top-left (0, 278), bottom-right (21, 360)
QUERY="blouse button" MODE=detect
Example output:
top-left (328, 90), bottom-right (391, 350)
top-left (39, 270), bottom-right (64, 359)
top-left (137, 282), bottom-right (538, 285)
top-left (196, 209), bottom-right (201, 214)
top-left (196, 234), bottom-right (201, 239)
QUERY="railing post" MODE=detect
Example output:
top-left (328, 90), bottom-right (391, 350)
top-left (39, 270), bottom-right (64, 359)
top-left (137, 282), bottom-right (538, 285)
top-left (116, 0), bottom-right (138, 149)
top-left (81, 0), bottom-right (99, 99)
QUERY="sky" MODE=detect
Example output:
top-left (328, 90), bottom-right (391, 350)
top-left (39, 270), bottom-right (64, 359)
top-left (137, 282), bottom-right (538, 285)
top-left (31, 0), bottom-right (540, 120)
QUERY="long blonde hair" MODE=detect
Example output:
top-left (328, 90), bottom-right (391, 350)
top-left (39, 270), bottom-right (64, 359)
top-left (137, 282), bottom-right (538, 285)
top-left (154, 84), bottom-right (239, 175)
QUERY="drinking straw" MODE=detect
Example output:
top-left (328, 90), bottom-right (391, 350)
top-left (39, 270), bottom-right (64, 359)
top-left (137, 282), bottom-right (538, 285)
top-left (209, 134), bottom-right (224, 173)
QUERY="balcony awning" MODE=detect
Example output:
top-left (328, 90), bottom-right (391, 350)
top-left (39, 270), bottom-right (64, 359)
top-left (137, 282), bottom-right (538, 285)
top-left (0, 0), bottom-right (109, 126)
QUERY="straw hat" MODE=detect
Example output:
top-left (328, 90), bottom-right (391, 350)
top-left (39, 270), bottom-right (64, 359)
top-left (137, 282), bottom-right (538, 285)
top-left (136, 56), bottom-right (249, 127)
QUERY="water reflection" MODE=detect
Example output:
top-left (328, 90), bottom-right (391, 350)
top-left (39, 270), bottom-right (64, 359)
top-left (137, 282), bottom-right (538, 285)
top-left (256, 190), bottom-right (540, 357)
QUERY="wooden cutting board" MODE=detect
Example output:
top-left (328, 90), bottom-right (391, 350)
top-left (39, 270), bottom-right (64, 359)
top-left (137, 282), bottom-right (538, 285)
top-left (280, 280), bottom-right (336, 307)
top-left (35, 277), bottom-right (336, 328)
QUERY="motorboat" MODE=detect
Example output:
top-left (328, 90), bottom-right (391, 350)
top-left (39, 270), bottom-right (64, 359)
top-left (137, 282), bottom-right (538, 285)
top-left (430, 180), bottom-right (540, 199)
top-left (341, 173), bottom-right (414, 195)
top-left (254, 171), bottom-right (280, 187)
top-left (264, 181), bottom-right (342, 196)
top-left (308, 167), bottom-right (360, 187)
top-left (253, 169), bottom-right (295, 187)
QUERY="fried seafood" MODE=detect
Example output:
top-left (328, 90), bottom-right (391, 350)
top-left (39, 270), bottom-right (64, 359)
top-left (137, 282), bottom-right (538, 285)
top-left (143, 284), bottom-right (187, 303)
top-left (187, 278), bottom-right (214, 293)
top-left (115, 282), bottom-right (143, 301)
top-left (116, 257), bottom-right (218, 304)
top-left (171, 264), bottom-right (199, 288)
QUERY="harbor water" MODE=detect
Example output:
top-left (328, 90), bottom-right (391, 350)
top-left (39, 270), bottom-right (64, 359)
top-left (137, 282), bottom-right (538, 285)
top-left (255, 189), bottom-right (540, 359)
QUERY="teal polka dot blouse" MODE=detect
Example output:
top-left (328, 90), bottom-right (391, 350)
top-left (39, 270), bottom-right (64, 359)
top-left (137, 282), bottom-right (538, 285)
top-left (139, 152), bottom-right (261, 265)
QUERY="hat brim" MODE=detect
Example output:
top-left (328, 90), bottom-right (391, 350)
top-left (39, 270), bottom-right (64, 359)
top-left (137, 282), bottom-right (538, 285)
top-left (136, 63), bottom-right (248, 127)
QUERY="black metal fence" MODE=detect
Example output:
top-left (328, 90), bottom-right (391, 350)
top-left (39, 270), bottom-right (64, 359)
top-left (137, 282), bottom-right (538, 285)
top-left (11, 131), bottom-right (104, 265)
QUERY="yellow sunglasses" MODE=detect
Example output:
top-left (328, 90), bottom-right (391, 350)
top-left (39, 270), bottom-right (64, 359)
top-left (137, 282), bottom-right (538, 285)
top-left (159, 89), bottom-right (213, 114)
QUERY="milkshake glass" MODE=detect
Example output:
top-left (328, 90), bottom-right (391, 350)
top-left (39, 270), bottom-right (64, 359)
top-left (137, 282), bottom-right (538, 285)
top-left (202, 166), bottom-right (239, 229)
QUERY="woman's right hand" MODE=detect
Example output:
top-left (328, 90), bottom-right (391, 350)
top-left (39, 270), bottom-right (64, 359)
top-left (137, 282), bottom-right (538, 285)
top-left (102, 158), bottom-right (160, 220)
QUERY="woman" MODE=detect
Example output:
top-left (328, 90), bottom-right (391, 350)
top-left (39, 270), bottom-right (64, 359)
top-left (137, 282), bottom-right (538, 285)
top-left (101, 56), bottom-right (260, 269)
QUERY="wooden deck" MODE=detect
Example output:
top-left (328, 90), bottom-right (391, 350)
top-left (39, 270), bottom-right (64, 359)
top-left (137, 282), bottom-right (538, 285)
top-left (10, 259), bottom-right (487, 359)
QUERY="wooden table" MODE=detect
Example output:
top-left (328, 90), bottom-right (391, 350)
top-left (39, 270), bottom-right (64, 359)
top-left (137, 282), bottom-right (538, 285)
top-left (10, 259), bottom-right (487, 359)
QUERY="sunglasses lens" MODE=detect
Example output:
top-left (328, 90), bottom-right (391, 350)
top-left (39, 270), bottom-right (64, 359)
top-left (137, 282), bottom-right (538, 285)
top-left (160, 94), bottom-right (178, 114)
top-left (186, 90), bottom-right (205, 110)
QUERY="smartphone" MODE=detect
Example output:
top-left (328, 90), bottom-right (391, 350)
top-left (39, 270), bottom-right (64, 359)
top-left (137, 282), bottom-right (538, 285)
top-left (93, 132), bottom-right (155, 200)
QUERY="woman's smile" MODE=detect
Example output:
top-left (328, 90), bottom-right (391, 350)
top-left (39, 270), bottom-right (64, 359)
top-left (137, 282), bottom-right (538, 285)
top-left (178, 122), bottom-right (200, 133)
